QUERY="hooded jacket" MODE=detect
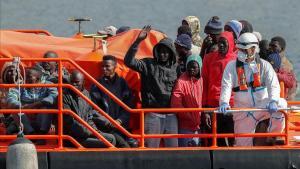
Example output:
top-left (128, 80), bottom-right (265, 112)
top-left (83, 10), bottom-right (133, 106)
top-left (171, 55), bottom-right (203, 131)
top-left (183, 16), bottom-right (202, 48)
top-left (124, 38), bottom-right (178, 108)
top-left (202, 31), bottom-right (236, 107)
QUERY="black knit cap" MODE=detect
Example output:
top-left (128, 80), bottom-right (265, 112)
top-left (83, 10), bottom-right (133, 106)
top-left (271, 36), bottom-right (286, 50)
top-left (239, 20), bottom-right (253, 34)
top-left (204, 16), bottom-right (223, 35)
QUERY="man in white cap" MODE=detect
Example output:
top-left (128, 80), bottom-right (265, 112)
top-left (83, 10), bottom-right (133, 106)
top-left (219, 33), bottom-right (287, 146)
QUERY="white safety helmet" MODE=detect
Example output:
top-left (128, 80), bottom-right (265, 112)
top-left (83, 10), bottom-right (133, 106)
top-left (236, 33), bottom-right (259, 50)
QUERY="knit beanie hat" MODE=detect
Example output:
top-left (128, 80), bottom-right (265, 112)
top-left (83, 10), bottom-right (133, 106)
top-left (204, 16), bottom-right (223, 35)
top-left (266, 52), bottom-right (281, 70)
top-left (271, 36), bottom-right (286, 50)
top-left (186, 54), bottom-right (202, 70)
top-left (225, 20), bottom-right (242, 39)
top-left (239, 20), bottom-right (253, 34)
top-left (175, 34), bottom-right (192, 50)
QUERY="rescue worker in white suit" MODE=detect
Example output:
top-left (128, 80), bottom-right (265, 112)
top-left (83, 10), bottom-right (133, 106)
top-left (219, 32), bottom-right (287, 146)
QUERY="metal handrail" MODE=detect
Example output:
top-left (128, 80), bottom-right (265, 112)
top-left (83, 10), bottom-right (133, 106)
top-left (1, 58), bottom-right (300, 150)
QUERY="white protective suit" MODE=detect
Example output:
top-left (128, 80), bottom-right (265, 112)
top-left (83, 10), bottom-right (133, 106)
top-left (220, 57), bottom-right (287, 146)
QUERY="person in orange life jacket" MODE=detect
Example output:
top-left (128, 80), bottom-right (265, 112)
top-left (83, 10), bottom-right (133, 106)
top-left (171, 54), bottom-right (209, 147)
top-left (202, 31), bottom-right (237, 146)
top-left (175, 34), bottom-right (192, 77)
top-left (219, 33), bottom-right (287, 146)
top-left (200, 16), bottom-right (223, 60)
top-left (124, 25), bottom-right (178, 148)
top-left (268, 36), bottom-right (297, 100)
top-left (177, 25), bottom-right (200, 56)
top-left (266, 53), bottom-right (297, 101)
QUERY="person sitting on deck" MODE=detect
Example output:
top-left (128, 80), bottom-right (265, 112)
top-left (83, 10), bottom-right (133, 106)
top-left (171, 54), bottom-right (208, 147)
top-left (34, 51), bottom-right (70, 83)
top-left (63, 70), bottom-right (116, 148)
top-left (124, 25), bottom-right (178, 148)
top-left (0, 61), bottom-right (24, 134)
top-left (219, 33), bottom-right (287, 146)
top-left (90, 55), bottom-right (133, 148)
top-left (7, 67), bottom-right (58, 144)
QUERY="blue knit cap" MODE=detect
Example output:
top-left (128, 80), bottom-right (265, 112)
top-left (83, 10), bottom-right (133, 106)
top-left (225, 20), bottom-right (242, 38)
top-left (175, 34), bottom-right (192, 50)
top-left (186, 54), bottom-right (202, 70)
top-left (204, 16), bottom-right (223, 35)
top-left (266, 52), bottom-right (281, 70)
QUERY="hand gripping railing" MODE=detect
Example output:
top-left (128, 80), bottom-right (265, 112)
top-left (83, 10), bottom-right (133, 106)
top-left (1, 57), bottom-right (300, 151)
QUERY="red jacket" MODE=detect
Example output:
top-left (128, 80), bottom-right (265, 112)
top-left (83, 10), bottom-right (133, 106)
top-left (202, 31), bottom-right (236, 107)
top-left (171, 72), bottom-right (203, 131)
top-left (277, 68), bottom-right (297, 100)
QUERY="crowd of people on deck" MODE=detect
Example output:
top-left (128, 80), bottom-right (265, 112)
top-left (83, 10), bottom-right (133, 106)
top-left (0, 15), bottom-right (298, 148)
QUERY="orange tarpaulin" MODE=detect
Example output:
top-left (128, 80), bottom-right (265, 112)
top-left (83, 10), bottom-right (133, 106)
top-left (0, 29), bottom-right (166, 89)
top-left (0, 29), bottom-right (166, 130)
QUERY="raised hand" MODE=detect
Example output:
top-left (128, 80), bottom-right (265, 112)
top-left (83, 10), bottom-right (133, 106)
top-left (136, 25), bottom-right (151, 42)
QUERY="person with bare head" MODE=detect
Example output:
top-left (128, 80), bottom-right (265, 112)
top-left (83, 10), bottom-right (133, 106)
top-left (34, 51), bottom-right (70, 83)
top-left (268, 36), bottom-right (297, 100)
top-left (90, 55), bottom-right (134, 147)
top-left (63, 70), bottom-right (116, 148)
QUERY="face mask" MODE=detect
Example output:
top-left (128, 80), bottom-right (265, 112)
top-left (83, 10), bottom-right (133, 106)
top-left (237, 50), bottom-right (248, 63)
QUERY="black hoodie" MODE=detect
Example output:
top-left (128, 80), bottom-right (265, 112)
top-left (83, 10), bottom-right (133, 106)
top-left (124, 38), bottom-right (178, 108)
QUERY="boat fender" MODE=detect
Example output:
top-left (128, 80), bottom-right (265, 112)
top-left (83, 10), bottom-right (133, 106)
top-left (6, 135), bottom-right (38, 169)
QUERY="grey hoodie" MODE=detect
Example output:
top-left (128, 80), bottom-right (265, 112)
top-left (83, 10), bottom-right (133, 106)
top-left (124, 38), bottom-right (178, 108)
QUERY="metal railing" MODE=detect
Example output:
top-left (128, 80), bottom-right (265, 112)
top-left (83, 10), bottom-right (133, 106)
top-left (0, 57), bottom-right (300, 151)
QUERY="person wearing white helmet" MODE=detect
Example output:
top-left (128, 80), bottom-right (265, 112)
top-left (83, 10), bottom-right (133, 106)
top-left (218, 32), bottom-right (287, 146)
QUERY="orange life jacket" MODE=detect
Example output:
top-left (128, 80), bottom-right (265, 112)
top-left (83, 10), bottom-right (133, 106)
top-left (233, 58), bottom-right (262, 92)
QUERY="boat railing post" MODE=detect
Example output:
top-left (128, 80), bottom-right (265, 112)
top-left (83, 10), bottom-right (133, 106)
top-left (212, 110), bottom-right (217, 148)
top-left (57, 59), bottom-right (63, 149)
top-left (140, 110), bottom-right (145, 148)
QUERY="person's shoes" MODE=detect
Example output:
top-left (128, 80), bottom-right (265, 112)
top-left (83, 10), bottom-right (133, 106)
top-left (265, 137), bottom-right (285, 146)
top-left (127, 138), bottom-right (138, 148)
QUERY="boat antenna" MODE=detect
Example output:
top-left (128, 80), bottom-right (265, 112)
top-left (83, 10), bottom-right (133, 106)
top-left (68, 17), bottom-right (92, 34)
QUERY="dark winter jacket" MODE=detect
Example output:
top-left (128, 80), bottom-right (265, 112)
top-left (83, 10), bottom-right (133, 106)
top-left (124, 38), bottom-right (178, 108)
top-left (90, 74), bottom-right (132, 129)
top-left (63, 88), bottom-right (99, 140)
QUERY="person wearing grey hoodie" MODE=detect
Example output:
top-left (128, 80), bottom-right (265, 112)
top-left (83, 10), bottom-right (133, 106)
top-left (124, 25), bottom-right (178, 147)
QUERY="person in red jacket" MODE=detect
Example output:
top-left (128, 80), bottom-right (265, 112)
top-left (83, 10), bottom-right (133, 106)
top-left (201, 31), bottom-right (237, 146)
top-left (171, 54), bottom-right (208, 147)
